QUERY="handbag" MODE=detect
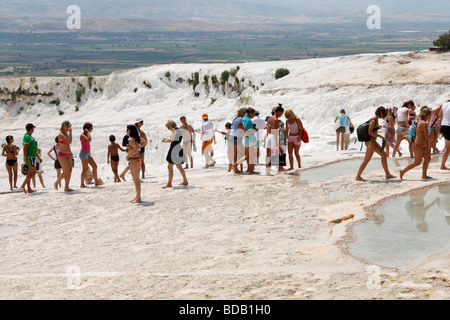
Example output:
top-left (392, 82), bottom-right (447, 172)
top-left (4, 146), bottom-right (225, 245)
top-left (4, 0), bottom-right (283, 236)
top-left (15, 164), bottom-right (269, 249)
top-left (21, 163), bottom-right (29, 176)
top-left (301, 129), bottom-right (309, 143)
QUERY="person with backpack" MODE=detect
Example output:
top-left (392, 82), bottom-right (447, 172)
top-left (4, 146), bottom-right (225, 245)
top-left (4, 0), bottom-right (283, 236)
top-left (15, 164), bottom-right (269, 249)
top-left (355, 107), bottom-right (396, 181)
top-left (399, 107), bottom-right (434, 180)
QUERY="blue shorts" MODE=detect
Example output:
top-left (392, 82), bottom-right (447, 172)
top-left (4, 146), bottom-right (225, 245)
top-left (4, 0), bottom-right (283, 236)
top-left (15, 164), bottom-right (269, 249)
top-left (79, 151), bottom-right (91, 160)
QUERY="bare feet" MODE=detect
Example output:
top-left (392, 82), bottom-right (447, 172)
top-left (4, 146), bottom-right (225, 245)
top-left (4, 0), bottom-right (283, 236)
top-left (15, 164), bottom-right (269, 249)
top-left (422, 175), bottom-right (433, 180)
top-left (27, 189), bottom-right (37, 194)
top-left (278, 167), bottom-right (286, 172)
top-left (119, 174), bottom-right (126, 181)
top-left (80, 185), bottom-right (89, 188)
top-left (441, 166), bottom-right (449, 170)
top-left (162, 184), bottom-right (172, 189)
top-left (20, 187), bottom-right (27, 194)
top-left (355, 176), bottom-right (366, 181)
top-left (54, 182), bottom-right (58, 191)
top-left (399, 170), bottom-right (405, 180)
top-left (179, 181), bottom-right (188, 186)
top-left (64, 188), bottom-right (75, 192)
top-left (386, 174), bottom-right (396, 179)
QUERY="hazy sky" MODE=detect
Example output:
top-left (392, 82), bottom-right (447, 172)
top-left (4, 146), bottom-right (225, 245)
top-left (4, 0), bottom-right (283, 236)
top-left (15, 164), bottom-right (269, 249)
top-left (2, 0), bottom-right (450, 23)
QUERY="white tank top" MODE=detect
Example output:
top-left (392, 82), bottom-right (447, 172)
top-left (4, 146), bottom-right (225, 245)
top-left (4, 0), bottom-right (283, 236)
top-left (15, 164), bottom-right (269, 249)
top-left (441, 102), bottom-right (450, 127)
top-left (397, 107), bottom-right (409, 123)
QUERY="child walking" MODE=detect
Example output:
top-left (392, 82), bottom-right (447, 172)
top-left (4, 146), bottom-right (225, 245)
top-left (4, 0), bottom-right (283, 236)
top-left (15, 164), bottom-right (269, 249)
top-left (400, 107), bottom-right (435, 180)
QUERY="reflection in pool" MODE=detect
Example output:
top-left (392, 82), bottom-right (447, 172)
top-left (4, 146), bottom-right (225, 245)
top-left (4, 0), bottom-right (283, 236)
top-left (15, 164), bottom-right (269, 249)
top-left (348, 184), bottom-right (450, 269)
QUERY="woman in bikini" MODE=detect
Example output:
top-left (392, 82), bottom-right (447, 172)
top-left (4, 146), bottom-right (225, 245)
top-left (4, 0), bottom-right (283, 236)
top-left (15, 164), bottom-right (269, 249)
top-left (47, 136), bottom-right (62, 189)
top-left (355, 107), bottom-right (397, 181)
top-left (54, 120), bottom-right (74, 192)
top-left (2, 135), bottom-right (19, 191)
top-left (383, 108), bottom-right (400, 158)
top-left (400, 107), bottom-right (434, 180)
top-left (285, 109), bottom-right (304, 170)
top-left (107, 135), bottom-right (126, 183)
top-left (126, 125), bottom-right (146, 203)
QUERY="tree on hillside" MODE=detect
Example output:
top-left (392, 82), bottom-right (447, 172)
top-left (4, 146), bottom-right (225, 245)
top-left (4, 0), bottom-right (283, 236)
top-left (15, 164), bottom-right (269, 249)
top-left (433, 30), bottom-right (450, 51)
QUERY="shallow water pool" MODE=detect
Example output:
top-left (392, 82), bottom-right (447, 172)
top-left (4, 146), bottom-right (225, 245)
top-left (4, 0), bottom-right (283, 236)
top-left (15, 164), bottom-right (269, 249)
top-left (287, 158), bottom-right (412, 184)
top-left (348, 183), bottom-right (450, 269)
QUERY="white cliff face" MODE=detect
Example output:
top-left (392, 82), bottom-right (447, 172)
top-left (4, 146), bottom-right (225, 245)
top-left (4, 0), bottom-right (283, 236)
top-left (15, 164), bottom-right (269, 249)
top-left (0, 50), bottom-right (449, 174)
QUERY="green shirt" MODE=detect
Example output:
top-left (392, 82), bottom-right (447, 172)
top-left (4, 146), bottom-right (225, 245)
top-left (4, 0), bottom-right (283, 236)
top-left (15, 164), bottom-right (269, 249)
top-left (23, 133), bottom-right (37, 159)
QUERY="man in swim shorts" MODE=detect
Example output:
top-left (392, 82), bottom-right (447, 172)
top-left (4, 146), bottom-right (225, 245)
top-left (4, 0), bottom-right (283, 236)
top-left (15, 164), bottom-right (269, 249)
top-left (20, 123), bottom-right (38, 194)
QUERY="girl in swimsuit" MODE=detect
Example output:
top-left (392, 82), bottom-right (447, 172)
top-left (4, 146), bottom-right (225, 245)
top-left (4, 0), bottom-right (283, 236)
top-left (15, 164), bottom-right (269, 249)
top-left (215, 122), bottom-right (233, 172)
top-left (32, 148), bottom-right (45, 189)
top-left (79, 122), bottom-right (103, 188)
top-left (400, 107), bottom-right (434, 180)
top-left (47, 136), bottom-right (62, 189)
top-left (126, 125), bottom-right (146, 203)
top-left (107, 135), bottom-right (126, 183)
top-left (54, 120), bottom-right (74, 192)
top-left (2, 135), bottom-right (19, 190)
top-left (285, 109), bottom-right (304, 170)
top-left (356, 107), bottom-right (396, 182)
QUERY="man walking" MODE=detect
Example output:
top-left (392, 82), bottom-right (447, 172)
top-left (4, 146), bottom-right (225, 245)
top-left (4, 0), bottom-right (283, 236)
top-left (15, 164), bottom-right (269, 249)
top-left (200, 113), bottom-right (216, 168)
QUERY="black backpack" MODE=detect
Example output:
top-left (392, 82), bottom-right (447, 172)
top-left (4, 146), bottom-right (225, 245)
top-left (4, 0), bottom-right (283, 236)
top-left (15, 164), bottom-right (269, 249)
top-left (357, 119), bottom-right (374, 142)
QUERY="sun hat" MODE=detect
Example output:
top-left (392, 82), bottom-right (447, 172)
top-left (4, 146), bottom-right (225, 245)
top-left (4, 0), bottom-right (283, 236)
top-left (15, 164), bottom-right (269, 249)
top-left (135, 116), bottom-right (144, 123)
top-left (202, 113), bottom-right (208, 120)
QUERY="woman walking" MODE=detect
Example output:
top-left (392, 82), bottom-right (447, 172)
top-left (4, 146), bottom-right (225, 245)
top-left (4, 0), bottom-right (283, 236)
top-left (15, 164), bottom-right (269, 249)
top-left (47, 137), bottom-right (62, 189)
top-left (79, 122), bottom-right (103, 188)
top-left (355, 107), bottom-right (397, 181)
top-left (126, 125), bottom-right (146, 203)
top-left (54, 121), bottom-right (74, 192)
top-left (285, 109), bottom-right (304, 170)
top-left (2, 135), bottom-right (19, 191)
top-left (162, 120), bottom-right (188, 188)
top-left (384, 108), bottom-right (400, 158)
top-left (400, 107), bottom-right (434, 180)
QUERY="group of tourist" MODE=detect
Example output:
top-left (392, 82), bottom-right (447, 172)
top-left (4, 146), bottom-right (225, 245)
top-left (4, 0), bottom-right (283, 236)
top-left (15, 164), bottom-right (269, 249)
top-left (2, 99), bottom-right (449, 203)
top-left (353, 100), bottom-right (450, 181)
